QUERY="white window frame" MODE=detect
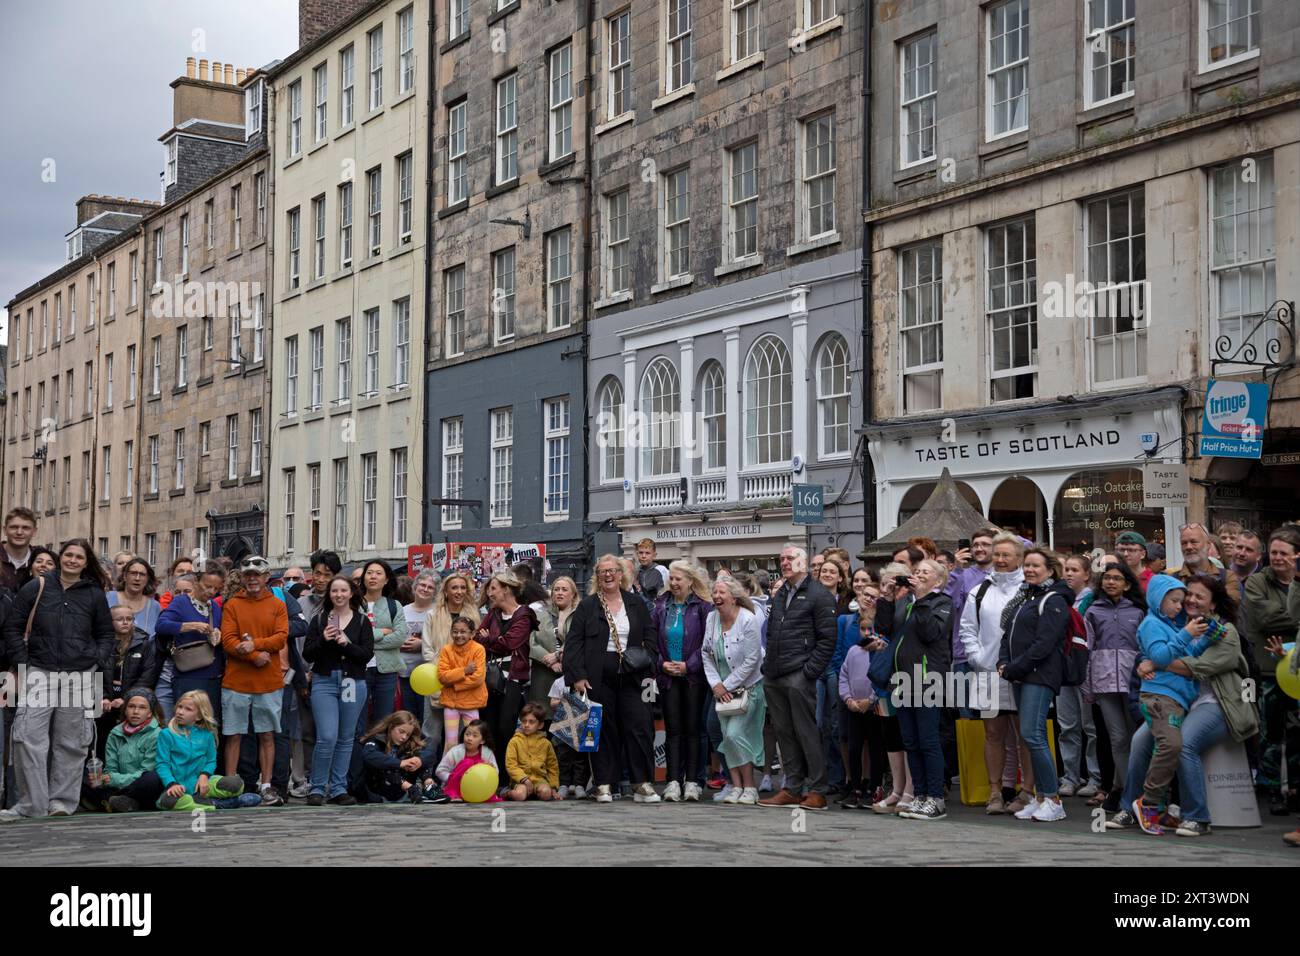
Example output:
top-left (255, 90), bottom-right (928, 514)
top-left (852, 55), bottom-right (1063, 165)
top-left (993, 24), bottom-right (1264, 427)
top-left (309, 326), bottom-right (324, 409)
top-left (340, 45), bottom-right (355, 126)
top-left (226, 415), bottom-right (239, 480)
top-left (700, 362), bottom-right (726, 473)
top-left (229, 304), bottom-right (242, 370)
top-left (1209, 155), bottom-right (1276, 370)
top-left (368, 26), bottom-right (384, 111)
top-left (726, 142), bottom-right (759, 262)
top-left (148, 437), bottom-right (159, 493)
top-left (398, 151), bottom-right (413, 242)
top-left (312, 195), bottom-right (326, 280)
top-left (986, 0), bottom-right (1030, 141)
top-left (605, 190), bottom-right (630, 295)
top-left (285, 335), bottom-right (300, 415)
top-left (899, 241), bottom-right (944, 413)
top-left (1198, 0), bottom-right (1259, 74)
top-left (150, 336), bottom-right (162, 396)
top-left (153, 230), bottom-right (163, 285)
top-left (900, 31), bottom-right (937, 167)
top-left (1084, 0), bottom-right (1135, 108)
top-left (800, 113), bottom-right (836, 240)
top-left (391, 448), bottom-right (408, 546)
top-left (496, 74), bottom-right (518, 185)
top-left (165, 138), bottom-right (177, 186)
top-left (288, 80), bottom-right (303, 156)
top-left (640, 358), bottom-right (681, 478)
top-left (805, 0), bottom-right (835, 30)
top-left (104, 354), bottom-right (114, 409)
top-left (543, 397), bottom-right (571, 519)
top-left (985, 218), bottom-right (1038, 402)
top-left (339, 182), bottom-right (353, 268)
top-left (231, 185), bottom-right (242, 250)
top-left (549, 43), bottom-right (574, 161)
top-left (174, 429), bottom-right (186, 490)
top-left (546, 228), bottom-right (572, 331)
top-left (666, 0), bottom-right (693, 94)
top-left (445, 266), bottom-right (466, 358)
top-left (363, 308), bottom-right (380, 396)
top-left (313, 63), bottom-right (328, 143)
top-left (489, 407), bottom-right (514, 526)
top-left (199, 421), bottom-right (211, 456)
top-left (743, 335), bottom-right (793, 469)
top-left (361, 453), bottom-right (377, 549)
top-left (245, 79), bottom-right (263, 138)
top-left (1085, 188), bottom-right (1147, 388)
top-left (203, 200), bottom-right (214, 251)
top-left (442, 418), bottom-right (464, 528)
top-left (121, 447), bottom-right (130, 501)
top-left (366, 167), bottom-right (382, 257)
top-left (283, 468), bottom-right (297, 554)
top-left (333, 458), bottom-right (348, 549)
top-left (335, 317), bottom-right (352, 403)
top-left (492, 247), bottom-right (516, 344)
top-left (607, 11), bottom-right (632, 120)
top-left (176, 327), bottom-right (188, 387)
top-left (249, 408), bottom-right (263, 477)
top-left (449, 0), bottom-right (469, 41)
top-left (597, 378), bottom-right (625, 484)
top-left (447, 101), bottom-right (468, 205)
top-left (253, 294), bottom-right (265, 363)
top-left (393, 297), bottom-right (411, 386)
top-left (662, 167), bottom-right (691, 280)
top-left (816, 335), bottom-right (851, 459)
top-left (127, 345), bottom-right (136, 402)
top-left (288, 207), bottom-right (301, 289)
top-left (399, 7), bottom-right (416, 94)
top-left (730, 0), bottom-right (759, 64)
top-left (179, 215), bottom-right (189, 275)
top-left (256, 172), bottom-right (268, 237)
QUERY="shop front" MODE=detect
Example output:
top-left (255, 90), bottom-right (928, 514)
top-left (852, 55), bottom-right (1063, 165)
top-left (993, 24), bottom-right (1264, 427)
top-left (866, 386), bottom-right (1188, 562)
top-left (615, 509), bottom-right (808, 577)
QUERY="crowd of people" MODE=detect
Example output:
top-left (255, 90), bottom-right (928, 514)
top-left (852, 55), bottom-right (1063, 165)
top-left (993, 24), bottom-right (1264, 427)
top-left (0, 505), bottom-right (1296, 847)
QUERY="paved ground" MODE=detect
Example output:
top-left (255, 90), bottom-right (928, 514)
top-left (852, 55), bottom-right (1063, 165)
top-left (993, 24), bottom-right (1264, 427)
top-left (2, 794), bottom-right (1297, 866)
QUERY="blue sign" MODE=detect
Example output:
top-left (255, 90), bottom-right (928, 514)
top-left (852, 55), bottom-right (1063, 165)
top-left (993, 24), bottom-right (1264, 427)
top-left (1200, 379), bottom-right (1269, 459)
top-left (793, 483), bottom-right (824, 525)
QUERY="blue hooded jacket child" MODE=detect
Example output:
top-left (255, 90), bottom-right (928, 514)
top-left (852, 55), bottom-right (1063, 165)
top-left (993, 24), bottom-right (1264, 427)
top-left (1137, 575), bottom-right (1211, 711)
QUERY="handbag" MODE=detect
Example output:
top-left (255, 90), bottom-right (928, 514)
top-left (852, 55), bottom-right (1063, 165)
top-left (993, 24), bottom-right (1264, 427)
top-left (485, 657), bottom-right (510, 695)
top-left (715, 686), bottom-right (749, 716)
top-left (171, 599), bottom-right (217, 672)
top-left (599, 594), bottom-right (652, 678)
top-left (549, 690), bottom-right (603, 752)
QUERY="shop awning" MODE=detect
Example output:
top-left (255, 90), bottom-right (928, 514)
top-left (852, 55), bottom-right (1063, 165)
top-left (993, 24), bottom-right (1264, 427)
top-left (859, 467), bottom-right (994, 560)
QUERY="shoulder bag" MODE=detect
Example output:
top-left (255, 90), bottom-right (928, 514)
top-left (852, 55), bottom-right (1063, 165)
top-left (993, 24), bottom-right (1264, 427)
top-left (600, 593), bottom-right (652, 678)
top-left (172, 598), bottom-right (217, 673)
top-left (710, 615), bottom-right (749, 715)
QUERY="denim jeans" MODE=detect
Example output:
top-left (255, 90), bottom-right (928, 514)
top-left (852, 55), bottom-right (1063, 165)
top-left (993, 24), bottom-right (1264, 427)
top-left (359, 668), bottom-right (399, 734)
top-left (896, 705), bottom-right (944, 799)
top-left (815, 673), bottom-right (845, 787)
top-left (310, 671), bottom-right (369, 798)
top-left (1014, 682), bottom-right (1059, 798)
top-left (1176, 701), bottom-right (1230, 823)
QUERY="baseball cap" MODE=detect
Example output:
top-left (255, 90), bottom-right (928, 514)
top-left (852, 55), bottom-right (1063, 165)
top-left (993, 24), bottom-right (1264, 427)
top-left (1146, 543), bottom-right (1166, 562)
top-left (239, 555), bottom-right (271, 574)
top-left (1116, 531), bottom-right (1147, 548)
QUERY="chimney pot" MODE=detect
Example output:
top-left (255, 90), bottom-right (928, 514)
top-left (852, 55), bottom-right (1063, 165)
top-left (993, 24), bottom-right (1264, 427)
top-left (212, 61), bottom-right (223, 82)
top-left (224, 63), bottom-right (234, 85)
top-left (198, 58), bottom-right (209, 80)
top-left (186, 56), bottom-right (197, 79)
top-left (236, 67), bottom-right (246, 83)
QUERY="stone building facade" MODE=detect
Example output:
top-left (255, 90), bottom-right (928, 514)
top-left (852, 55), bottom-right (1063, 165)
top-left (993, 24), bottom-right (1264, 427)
top-left (584, 0), bottom-right (867, 572)
top-left (266, 0), bottom-right (429, 567)
top-left (138, 60), bottom-right (274, 567)
top-left (863, 0), bottom-right (1300, 562)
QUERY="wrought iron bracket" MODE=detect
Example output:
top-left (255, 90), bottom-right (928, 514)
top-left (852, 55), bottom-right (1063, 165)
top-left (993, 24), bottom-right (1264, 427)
top-left (1211, 299), bottom-right (1295, 374)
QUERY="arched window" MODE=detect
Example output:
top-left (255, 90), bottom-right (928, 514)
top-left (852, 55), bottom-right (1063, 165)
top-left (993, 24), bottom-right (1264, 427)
top-left (817, 334), bottom-right (851, 458)
top-left (700, 361), bottom-right (726, 472)
top-left (743, 336), bottom-right (792, 468)
top-left (596, 377), bottom-right (624, 484)
top-left (639, 358), bottom-right (680, 477)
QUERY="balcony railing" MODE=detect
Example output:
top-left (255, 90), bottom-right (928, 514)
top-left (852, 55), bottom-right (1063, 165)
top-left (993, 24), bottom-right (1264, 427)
top-left (693, 475), bottom-right (726, 505)
top-left (742, 470), bottom-right (791, 502)
top-left (637, 478), bottom-right (681, 510)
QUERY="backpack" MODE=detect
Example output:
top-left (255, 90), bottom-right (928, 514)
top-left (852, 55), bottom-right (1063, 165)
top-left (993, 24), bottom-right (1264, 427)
top-left (1039, 592), bottom-right (1089, 687)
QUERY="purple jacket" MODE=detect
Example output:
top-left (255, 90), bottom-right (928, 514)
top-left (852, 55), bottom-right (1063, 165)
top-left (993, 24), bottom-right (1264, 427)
top-left (1082, 594), bottom-right (1144, 698)
top-left (947, 564), bottom-right (991, 666)
top-left (652, 592), bottom-right (712, 690)
top-left (838, 644), bottom-right (876, 703)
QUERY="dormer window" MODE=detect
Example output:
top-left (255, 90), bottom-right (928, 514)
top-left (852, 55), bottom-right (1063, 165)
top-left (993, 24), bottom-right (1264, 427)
top-left (65, 231), bottom-right (84, 263)
top-left (164, 138), bottom-right (178, 186)
top-left (245, 79), bottom-right (264, 139)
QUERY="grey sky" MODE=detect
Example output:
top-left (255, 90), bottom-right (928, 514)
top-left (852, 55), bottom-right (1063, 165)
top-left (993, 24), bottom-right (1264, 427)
top-left (0, 0), bottom-right (299, 336)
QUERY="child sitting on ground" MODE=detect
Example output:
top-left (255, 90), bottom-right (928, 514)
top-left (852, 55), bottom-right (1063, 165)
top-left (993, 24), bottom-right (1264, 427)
top-left (359, 710), bottom-right (449, 804)
top-left (505, 703), bottom-right (561, 801)
top-left (435, 719), bottom-right (500, 802)
top-left (1132, 575), bottom-right (1214, 834)
top-left (156, 691), bottom-right (261, 811)
top-left (437, 617), bottom-right (488, 752)
top-left (548, 675), bottom-right (591, 798)
top-left (82, 688), bottom-right (165, 813)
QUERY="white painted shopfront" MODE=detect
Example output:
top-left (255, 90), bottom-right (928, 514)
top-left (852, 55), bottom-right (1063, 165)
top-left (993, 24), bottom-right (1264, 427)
top-left (866, 387), bottom-right (1189, 563)
top-left (615, 509), bottom-right (807, 574)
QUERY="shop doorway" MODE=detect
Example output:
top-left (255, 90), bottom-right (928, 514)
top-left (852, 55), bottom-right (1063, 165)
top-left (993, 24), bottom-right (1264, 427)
top-left (897, 480), bottom-right (982, 526)
top-left (989, 477), bottom-right (1047, 543)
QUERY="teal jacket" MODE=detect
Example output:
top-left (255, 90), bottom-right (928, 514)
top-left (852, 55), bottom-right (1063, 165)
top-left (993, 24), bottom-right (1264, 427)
top-left (105, 718), bottom-right (161, 789)
top-left (156, 725), bottom-right (218, 791)
top-left (1138, 575), bottom-right (1210, 710)
top-left (367, 596), bottom-right (409, 674)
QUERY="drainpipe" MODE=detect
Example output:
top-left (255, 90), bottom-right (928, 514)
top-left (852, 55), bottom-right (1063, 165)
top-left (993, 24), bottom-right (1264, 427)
top-left (860, 1), bottom-right (875, 548)
top-left (578, 0), bottom-right (596, 575)
top-left (421, 3), bottom-right (436, 548)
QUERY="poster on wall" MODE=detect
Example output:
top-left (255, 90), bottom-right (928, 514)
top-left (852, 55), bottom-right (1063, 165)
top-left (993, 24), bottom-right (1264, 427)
top-left (407, 542), bottom-right (547, 579)
top-left (1200, 379), bottom-right (1269, 459)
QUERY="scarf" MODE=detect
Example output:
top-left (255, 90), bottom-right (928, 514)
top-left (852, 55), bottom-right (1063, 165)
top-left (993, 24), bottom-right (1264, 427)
top-left (1000, 579), bottom-right (1053, 634)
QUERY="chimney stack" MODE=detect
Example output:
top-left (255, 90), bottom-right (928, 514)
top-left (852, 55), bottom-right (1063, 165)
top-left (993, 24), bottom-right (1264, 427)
top-left (300, 0), bottom-right (373, 48)
top-left (186, 56), bottom-right (197, 78)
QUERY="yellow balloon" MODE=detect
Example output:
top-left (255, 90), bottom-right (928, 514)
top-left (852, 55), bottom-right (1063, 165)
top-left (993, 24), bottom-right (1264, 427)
top-left (1277, 650), bottom-right (1300, 701)
top-left (460, 763), bottom-right (498, 804)
top-left (409, 662), bottom-right (442, 697)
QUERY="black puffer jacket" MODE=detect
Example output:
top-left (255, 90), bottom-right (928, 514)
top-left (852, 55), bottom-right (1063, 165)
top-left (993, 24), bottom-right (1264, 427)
top-left (107, 628), bottom-right (163, 697)
top-left (761, 575), bottom-right (839, 681)
top-left (4, 572), bottom-right (115, 674)
top-left (876, 590), bottom-right (953, 685)
top-left (998, 579), bottom-right (1073, 693)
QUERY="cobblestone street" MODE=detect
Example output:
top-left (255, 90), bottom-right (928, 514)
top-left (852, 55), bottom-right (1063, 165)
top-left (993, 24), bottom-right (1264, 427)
top-left (3, 797), bottom-right (1296, 867)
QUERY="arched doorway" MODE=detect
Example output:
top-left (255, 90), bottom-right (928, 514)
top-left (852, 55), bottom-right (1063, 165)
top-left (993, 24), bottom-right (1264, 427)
top-left (897, 480), bottom-right (982, 525)
top-left (989, 477), bottom-right (1047, 543)
top-left (1053, 467), bottom-right (1162, 554)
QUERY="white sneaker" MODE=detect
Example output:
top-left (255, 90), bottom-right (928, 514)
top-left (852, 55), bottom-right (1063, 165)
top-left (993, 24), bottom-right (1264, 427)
top-left (1075, 782), bottom-right (1100, 799)
top-left (1014, 796), bottom-right (1043, 820)
top-left (556, 785), bottom-right (570, 799)
top-left (1057, 779), bottom-right (1077, 797)
top-left (712, 784), bottom-right (733, 802)
top-left (633, 783), bottom-right (661, 804)
top-left (722, 786), bottom-right (742, 804)
top-left (1032, 798), bottom-right (1067, 822)
top-left (0, 809), bottom-right (21, 822)
top-left (572, 785), bottom-right (587, 800)
top-left (683, 782), bottom-right (703, 802)
top-left (662, 781), bottom-right (682, 802)
top-left (738, 787), bottom-right (759, 805)
top-left (595, 785), bottom-right (613, 803)
top-left (758, 774), bottom-right (773, 792)
top-left (288, 778), bottom-right (311, 799)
